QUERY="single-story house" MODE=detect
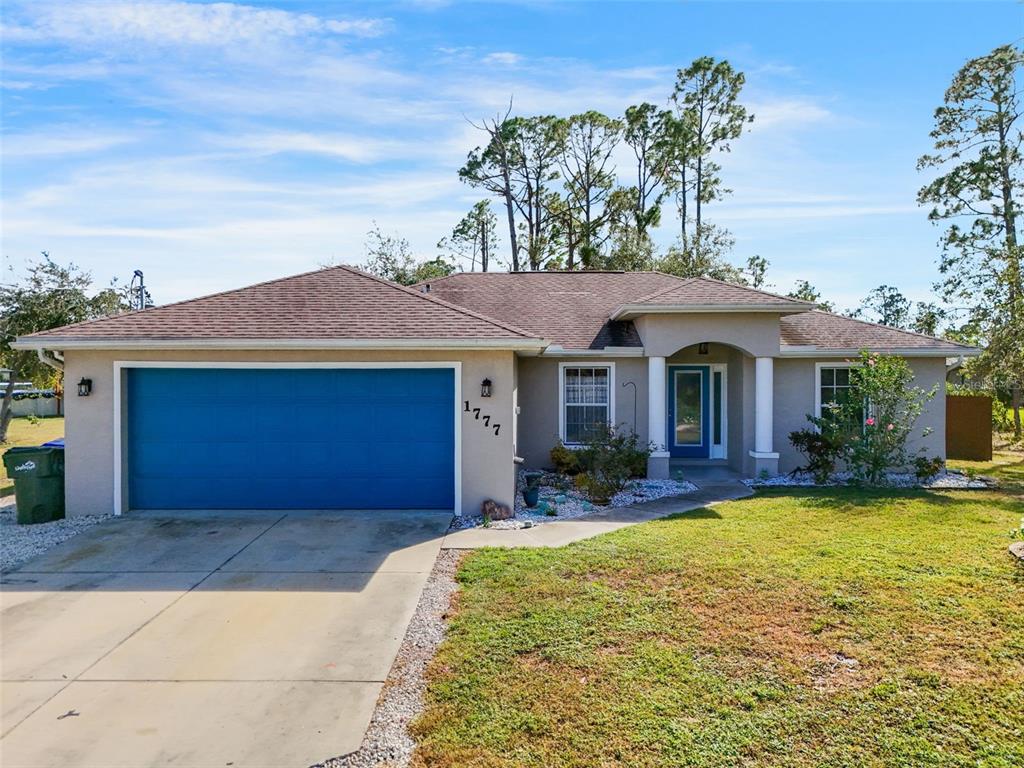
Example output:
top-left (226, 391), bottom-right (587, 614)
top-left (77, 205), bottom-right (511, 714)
top-left (13, 267), bottom-right (977, 517)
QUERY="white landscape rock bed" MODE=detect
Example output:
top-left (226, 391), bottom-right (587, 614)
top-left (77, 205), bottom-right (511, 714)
top-left (0, 501), bottom-right (112, 572)
top-left (450, 477), bottom-right (698, 531)
top-left (744, 470), bottom-right (990, 490)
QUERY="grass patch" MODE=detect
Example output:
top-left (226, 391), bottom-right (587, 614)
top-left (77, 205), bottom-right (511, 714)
top-left (413, 488), bottom-right (1024, 767)
top-left (948, 449), bottom-right (1024, 495)
top-left (1, 416), bottom-right (65, 495)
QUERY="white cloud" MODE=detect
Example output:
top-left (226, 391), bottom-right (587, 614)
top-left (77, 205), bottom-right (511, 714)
top-left (2, 130), bottom-right (136, 157)
top-left (225, 131), bottom-right (402, 163)
top-left (482, 51), bottom-right (522, 66)
top-left (4, 1), bottom-right (388, 47)
top-left (748, 98), bottom-right (834, 128)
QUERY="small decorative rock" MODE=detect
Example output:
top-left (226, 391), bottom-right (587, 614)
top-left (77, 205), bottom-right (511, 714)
top-left (481, 499), bottom-right (513, 521)
top-left (1010, 541), bottom-right (1024, 563)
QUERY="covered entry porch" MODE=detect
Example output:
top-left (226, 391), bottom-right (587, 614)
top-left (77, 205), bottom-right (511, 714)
top-left (645, 342), bottom-right (778, 479)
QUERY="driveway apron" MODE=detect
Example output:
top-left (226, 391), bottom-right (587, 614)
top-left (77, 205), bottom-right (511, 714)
top-left (0, 509), bottom-right (451, 768)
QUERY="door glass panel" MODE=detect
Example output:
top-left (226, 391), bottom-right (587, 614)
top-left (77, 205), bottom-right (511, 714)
top-left (713, 371), bottom-right (723, 445)
top-left (674, 371), bottom-right (703, 446)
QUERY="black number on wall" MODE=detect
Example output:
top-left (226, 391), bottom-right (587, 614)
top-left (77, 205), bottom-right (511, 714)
top-left (493, 424), bottom-right (500, 436)
top-left (464, 400), bottom-right (471, 412)
top-left (483, 415), bottom-right (490, 426)
top-left (473, 408), bottom-right (481, 420)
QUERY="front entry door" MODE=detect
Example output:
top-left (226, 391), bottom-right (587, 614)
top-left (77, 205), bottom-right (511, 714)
top-left (668, 365), bottom-right (710, 458)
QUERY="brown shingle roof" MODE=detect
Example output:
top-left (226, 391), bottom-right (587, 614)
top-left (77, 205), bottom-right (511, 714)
top-left (20, 266), bottom-right (543, 346)
top-left (627, 276), bottom-right (812, 309)
top-left (426, 272), bottom-right (973, 355)
top-left (18, 266), bottom-right (974, 356)
top-left (421, 271), bottom-right (681, 349)
top-left (778, 310), bottom-right (975, 353)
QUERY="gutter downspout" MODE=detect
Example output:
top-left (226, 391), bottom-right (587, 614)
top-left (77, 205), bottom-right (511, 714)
top-left (36, 348), bottom-right (64, 372)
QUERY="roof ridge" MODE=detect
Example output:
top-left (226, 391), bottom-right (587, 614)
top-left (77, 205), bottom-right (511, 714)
top-left (28, 263), bottom-right (347, 338)
top-left (340, 266), bottom-right (540, 339)
top-left (686, 275), bottom-right (813, 305)
top-left (27, 265), bottom-right (543, 342)
top-left (796, 308), bottom-right (973, 349)
top-left (628, 275), bottom-right (813, 307)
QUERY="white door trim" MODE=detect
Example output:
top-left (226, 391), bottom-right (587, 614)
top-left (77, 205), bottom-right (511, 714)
top-left (710, 363), bottom-right (728, 459)
top-left (112, 360), bottom-right (463, 516)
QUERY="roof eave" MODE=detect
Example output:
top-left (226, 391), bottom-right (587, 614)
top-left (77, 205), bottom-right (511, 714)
top-left (540, 345), bottom-right (646, 357)
top-left (611, 303), bottom-right (813, 320)
top-left (12, 337), bottom-right (550, 352)
top-left (779, 345), bottom-right (982, 358)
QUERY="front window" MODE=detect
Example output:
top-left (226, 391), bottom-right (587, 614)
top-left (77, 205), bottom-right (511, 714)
top-left (819, 365), bottom-right (864, 430)
top-left (563, 366), bottom-right (611, 444)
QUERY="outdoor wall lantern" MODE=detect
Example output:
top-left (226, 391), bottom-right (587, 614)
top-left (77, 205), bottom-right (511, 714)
top-left (698, 342), bottom-right (709, 355)
top-left (481, 378), bottom-right (493, 397)
top-left (77, 377), bottom-right (92, 397)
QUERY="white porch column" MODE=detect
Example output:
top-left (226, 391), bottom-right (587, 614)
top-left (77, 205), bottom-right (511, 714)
top-left (750, 356), bottom-right (779, 475)
top-left (647, 356), bottom-right (670, 479)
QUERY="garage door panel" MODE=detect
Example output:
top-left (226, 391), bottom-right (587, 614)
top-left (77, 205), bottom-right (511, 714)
top-left (127, 368), bottom-right (455, 510)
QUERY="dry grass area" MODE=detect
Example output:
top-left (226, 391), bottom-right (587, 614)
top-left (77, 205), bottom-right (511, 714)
top-left (412, 489), bottom-right (1024, 768)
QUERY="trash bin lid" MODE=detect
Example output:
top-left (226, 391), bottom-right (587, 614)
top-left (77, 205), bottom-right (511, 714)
top-left (42, 438), bottom-right (64, 448)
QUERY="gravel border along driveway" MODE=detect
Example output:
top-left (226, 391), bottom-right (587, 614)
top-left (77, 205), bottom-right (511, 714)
top-left (0, 501), bottom-right (111, 572)
top-left (313, 549), bottom-right (462, 768)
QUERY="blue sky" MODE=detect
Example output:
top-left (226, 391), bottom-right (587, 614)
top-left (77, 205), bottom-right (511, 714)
top-left (2, 1), bottom-right (1021, 309)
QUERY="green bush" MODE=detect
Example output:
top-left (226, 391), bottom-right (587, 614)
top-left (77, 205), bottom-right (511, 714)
top-left (846, 351), bottom-right (936, 484)
top-left (574, 425), bottom-right (653, 504)
top-left (913, 456), bottom-right (944, 483)
top-left (789, 425), bottom-right (846, 483)
top-left (549, 443), bottom-right (582, 475)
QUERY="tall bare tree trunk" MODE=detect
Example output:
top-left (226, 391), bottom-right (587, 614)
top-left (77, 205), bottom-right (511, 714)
top-left (502, 178), bottom-right (519, 272)
top-left (480, 216), bottom-right (489, 272)
top-left (695, 153), bottom-right (703, 235)
top-left (1013, 384), bottom-right (1022, 440)
top-left (679, 165), bottom-right (688, 247)
top-left (997, 113), bottom-right (1021, 438)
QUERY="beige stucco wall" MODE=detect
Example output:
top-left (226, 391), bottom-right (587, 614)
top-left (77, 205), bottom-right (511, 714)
top-left (62, 348), bottom-right (516, 518)
top-left (516, 356), bottom-right (648, 469)
top-left (634, 313), bottom-right (781, 358)
top-left (517, 344), bottom-right (757, 473)
top-left (773, 357), bottom-right (948, 473)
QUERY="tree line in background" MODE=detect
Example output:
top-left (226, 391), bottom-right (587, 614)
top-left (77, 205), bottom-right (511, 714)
top-left (364, 45), bottom-right (1022, 438)
top-left (0, 255), bottom-right (138, 441)
top-left (2, 48), bottom-right (1020, 439)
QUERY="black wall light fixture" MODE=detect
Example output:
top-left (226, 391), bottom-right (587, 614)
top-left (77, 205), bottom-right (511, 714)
top-left (77, 377), bottom-right (92, 396)
top-left (481, 378), bottom-right (493, 397)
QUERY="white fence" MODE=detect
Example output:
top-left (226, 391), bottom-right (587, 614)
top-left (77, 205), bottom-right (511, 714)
top-left (2, 381), bottom-right (62, 418)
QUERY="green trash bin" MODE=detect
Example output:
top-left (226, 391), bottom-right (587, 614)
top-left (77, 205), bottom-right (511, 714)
top-left (2, 446), bottom-right (65, 525)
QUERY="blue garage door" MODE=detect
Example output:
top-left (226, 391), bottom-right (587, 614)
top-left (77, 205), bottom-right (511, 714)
top-left (127, 367), bottom-right (455, 510)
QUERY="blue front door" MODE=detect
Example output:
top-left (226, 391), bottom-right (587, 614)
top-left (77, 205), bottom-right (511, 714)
top-left (127, 367), bottom-right (455, 510)
top-left (668, 365), bottom-right (710, 458)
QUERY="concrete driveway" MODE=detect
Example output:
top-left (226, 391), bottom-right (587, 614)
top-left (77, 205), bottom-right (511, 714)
top-left (0, 509), bottom-right (452, 768)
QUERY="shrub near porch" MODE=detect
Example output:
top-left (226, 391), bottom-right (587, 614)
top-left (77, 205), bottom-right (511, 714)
top-left (412, 489), bottom-right (1024, 767)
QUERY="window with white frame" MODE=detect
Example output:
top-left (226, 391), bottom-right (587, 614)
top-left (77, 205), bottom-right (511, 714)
top-left (817, 364), bottom-right (864, 429)
top-left (561, 365), bottom-right (612, 444)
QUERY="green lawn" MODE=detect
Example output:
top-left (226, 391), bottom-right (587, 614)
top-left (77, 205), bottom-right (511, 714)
top-left (1, 416), bottom-right (65, 495)
top-left (949, 449), bottom-right (1024, 494)
top-left (413, 489), bottom-right (1024, 767)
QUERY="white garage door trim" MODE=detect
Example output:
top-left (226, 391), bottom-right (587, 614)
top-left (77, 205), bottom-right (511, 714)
top-left (112, 360), bottom-right (463, 516)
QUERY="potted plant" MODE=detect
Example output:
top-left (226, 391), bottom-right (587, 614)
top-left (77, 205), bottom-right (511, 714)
top-left (521, 470), bottom-right (544, 508)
